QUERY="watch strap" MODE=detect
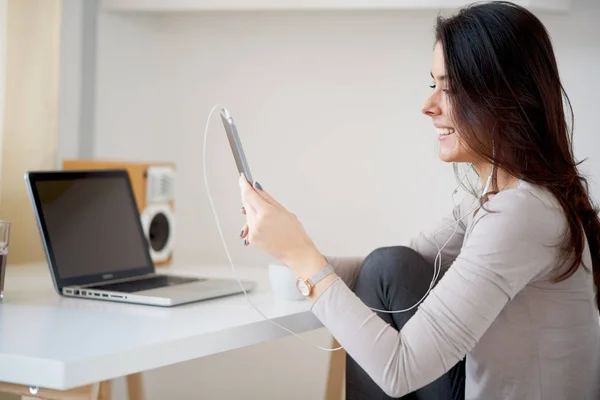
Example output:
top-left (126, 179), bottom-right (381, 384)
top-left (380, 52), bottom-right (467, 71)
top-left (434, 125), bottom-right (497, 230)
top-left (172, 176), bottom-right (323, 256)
top-left (308, 264), bottom-right (335, 286)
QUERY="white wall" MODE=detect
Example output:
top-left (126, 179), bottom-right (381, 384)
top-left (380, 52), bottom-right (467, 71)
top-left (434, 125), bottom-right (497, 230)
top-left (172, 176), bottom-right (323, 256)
top-left (96, 9), bottom-right (459, 268)
top-left (57, 0), bottom-right (83, 165)
top-left (93, 1), bottom-right (600, 398)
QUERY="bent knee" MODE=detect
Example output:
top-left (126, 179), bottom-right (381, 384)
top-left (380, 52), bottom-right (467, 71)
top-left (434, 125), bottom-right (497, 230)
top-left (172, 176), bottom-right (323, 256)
top-left (360, 246), bottom-right (427, 281)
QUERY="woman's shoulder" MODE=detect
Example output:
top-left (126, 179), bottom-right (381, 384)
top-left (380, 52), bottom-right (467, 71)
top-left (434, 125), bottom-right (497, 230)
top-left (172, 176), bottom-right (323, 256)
top-left (473, 180), bottom-right (566, 239)
top-left (496, 180), bottom-right (559, 207)
top-left (461, 182), bottom-right (569, 282)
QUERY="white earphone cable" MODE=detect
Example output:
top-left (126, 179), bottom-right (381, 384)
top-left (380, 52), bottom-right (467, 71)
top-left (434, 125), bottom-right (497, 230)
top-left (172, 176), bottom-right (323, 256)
top-left (202, 104), bottom-right (491, 349)
top-left (365, 166), bottom-right (484, 314)
top-left (203, 103), bottom-right (343, 352)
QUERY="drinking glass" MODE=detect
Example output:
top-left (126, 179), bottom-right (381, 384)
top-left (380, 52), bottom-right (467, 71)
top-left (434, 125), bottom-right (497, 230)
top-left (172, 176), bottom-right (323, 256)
top-left (0, 220), bottom-right (10, 301)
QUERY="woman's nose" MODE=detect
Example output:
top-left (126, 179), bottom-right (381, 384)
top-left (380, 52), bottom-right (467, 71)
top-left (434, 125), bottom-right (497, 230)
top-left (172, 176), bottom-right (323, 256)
top-left (421, 93), bottom-right (441, 117)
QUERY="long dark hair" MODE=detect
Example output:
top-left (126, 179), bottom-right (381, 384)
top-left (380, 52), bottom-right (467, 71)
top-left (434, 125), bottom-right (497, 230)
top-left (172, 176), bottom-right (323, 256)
top-left (435, 1), bottom-right (600, 310)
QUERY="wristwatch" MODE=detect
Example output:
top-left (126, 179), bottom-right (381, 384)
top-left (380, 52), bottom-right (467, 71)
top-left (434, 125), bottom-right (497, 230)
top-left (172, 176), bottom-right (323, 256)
top-left (296, 264), bottom-right (335, 297)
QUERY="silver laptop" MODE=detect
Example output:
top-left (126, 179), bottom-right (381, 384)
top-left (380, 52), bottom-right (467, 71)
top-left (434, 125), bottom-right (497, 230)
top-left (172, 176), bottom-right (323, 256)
top-left (24, 169), bottom-right (255, 307)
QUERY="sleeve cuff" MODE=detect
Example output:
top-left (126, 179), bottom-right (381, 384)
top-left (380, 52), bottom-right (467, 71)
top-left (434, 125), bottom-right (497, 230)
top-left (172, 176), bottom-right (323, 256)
top-left (310, 276), bottom-right (344, 313)
top-left (310, 276), bottom-right (343, 312)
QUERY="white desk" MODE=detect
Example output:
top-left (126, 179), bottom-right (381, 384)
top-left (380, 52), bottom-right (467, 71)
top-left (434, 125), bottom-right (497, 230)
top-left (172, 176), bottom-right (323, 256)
top-left (0, 263), bottom-right (323, 391)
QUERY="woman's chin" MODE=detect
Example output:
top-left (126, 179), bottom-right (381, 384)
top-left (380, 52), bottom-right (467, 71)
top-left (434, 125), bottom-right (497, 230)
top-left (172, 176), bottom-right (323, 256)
top-left (438, 143), bottom-right (472, 163)
top-left (438, 150), bottom-right (458, 163)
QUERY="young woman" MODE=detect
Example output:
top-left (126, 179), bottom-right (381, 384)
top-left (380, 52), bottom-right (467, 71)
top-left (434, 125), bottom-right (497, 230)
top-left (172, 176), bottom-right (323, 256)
top-left (238, 1), bottom-right (600, 399)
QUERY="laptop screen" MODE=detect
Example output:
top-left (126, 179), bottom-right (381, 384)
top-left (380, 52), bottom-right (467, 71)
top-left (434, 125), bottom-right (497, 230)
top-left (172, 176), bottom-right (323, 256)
top-left (26, 170), bottom-right (155, 288)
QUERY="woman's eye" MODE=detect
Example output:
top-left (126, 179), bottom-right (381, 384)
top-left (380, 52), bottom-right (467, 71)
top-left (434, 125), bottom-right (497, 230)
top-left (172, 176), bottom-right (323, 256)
top-left (429, 83), bottom-right (450, 93)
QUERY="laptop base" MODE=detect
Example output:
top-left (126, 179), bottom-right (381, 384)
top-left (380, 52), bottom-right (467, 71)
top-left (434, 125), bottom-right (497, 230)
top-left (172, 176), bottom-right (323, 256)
top-left (62, 276), bottom-right (256, 307)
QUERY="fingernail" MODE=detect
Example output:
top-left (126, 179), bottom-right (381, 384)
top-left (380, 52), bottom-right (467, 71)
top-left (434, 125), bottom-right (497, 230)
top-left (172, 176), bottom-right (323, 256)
top-left (254, 182), bottom-right (263, 191)
top-left (240, 229), bottom-right (244, 237)
top-left (243, 239), bottom-right (247, 246)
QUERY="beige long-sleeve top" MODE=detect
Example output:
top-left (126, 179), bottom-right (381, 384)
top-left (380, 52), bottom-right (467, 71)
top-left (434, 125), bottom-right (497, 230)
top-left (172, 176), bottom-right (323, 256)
top-left (312, 180), bottom-right (600, 399)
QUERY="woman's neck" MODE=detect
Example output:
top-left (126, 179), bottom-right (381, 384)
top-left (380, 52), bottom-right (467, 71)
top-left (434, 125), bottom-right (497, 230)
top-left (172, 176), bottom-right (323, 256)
top-left (475, 163), bottom-right (519, 192)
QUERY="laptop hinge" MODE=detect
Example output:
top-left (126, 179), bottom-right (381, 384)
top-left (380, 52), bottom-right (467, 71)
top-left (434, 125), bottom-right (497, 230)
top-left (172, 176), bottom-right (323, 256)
top-left (75, 272), bottom-right (157, 288)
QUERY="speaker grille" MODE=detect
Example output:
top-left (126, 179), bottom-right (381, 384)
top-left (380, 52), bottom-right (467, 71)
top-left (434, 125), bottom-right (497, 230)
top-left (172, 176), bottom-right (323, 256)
top-left (146, 166), bottom-right (175, 204)
top-left (148, 212), bottom-right (170, 252)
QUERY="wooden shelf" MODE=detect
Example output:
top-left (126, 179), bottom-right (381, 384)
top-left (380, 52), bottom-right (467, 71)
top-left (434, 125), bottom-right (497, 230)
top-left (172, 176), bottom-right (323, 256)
top-left (101, 0), bottom-right (570, 12)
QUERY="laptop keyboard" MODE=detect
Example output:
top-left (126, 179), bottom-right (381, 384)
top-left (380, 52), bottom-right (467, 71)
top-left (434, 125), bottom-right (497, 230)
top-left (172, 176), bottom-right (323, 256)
top-left (89, 275), bottom-right (201, 293)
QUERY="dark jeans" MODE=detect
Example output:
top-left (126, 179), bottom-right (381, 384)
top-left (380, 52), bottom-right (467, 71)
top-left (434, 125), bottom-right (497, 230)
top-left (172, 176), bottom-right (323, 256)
top-left (346, 246), bottom-right (466, 400)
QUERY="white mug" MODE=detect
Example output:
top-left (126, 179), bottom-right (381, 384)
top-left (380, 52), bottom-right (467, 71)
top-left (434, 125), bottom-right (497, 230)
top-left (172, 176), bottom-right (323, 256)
top-left (268, 263), bottom-right (306, 301)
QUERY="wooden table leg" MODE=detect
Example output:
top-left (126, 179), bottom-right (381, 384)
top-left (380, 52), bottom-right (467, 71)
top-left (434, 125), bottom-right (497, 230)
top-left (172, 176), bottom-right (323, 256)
top-left (1, 374), bottom-right (142, 400)
top-left (325, 337), bottom-right (346, 400)
top-left (98, 381), bottom-right (111, 400)
top-left (0, 381), bottom-right (102, 400)
top-left (125, 373), bottom-right (144, 400)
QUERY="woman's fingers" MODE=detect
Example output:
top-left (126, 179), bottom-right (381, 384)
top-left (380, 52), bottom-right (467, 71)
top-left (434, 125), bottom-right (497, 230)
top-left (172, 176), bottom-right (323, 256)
top-left (239, 223), bottom-right (250, 246)
top-left (240, 224), bottom-right (248, 239)
top-left (239, 174), bottom-right (286, 216)
top-left (253, 181), bottom-right (285, 210)
top-left (239, 174), bottom-right (264, 208)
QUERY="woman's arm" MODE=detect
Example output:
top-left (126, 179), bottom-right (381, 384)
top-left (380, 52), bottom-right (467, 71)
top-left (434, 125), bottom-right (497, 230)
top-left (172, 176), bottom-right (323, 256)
top-left (310, 191), bottom-right (559, 397)
top-left (236, 177), bottom-right (554, 396)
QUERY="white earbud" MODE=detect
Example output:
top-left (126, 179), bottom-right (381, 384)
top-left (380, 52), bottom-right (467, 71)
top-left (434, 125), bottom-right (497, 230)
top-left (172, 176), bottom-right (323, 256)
top-left (482, 169), bottom-right (493, 196)
top-left (482, 140), bottom-right (496, 196)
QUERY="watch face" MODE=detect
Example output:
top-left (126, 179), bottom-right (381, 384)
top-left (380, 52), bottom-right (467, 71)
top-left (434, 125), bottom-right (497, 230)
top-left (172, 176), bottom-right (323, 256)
top-left (296, 279), bottom-right (311, 296)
